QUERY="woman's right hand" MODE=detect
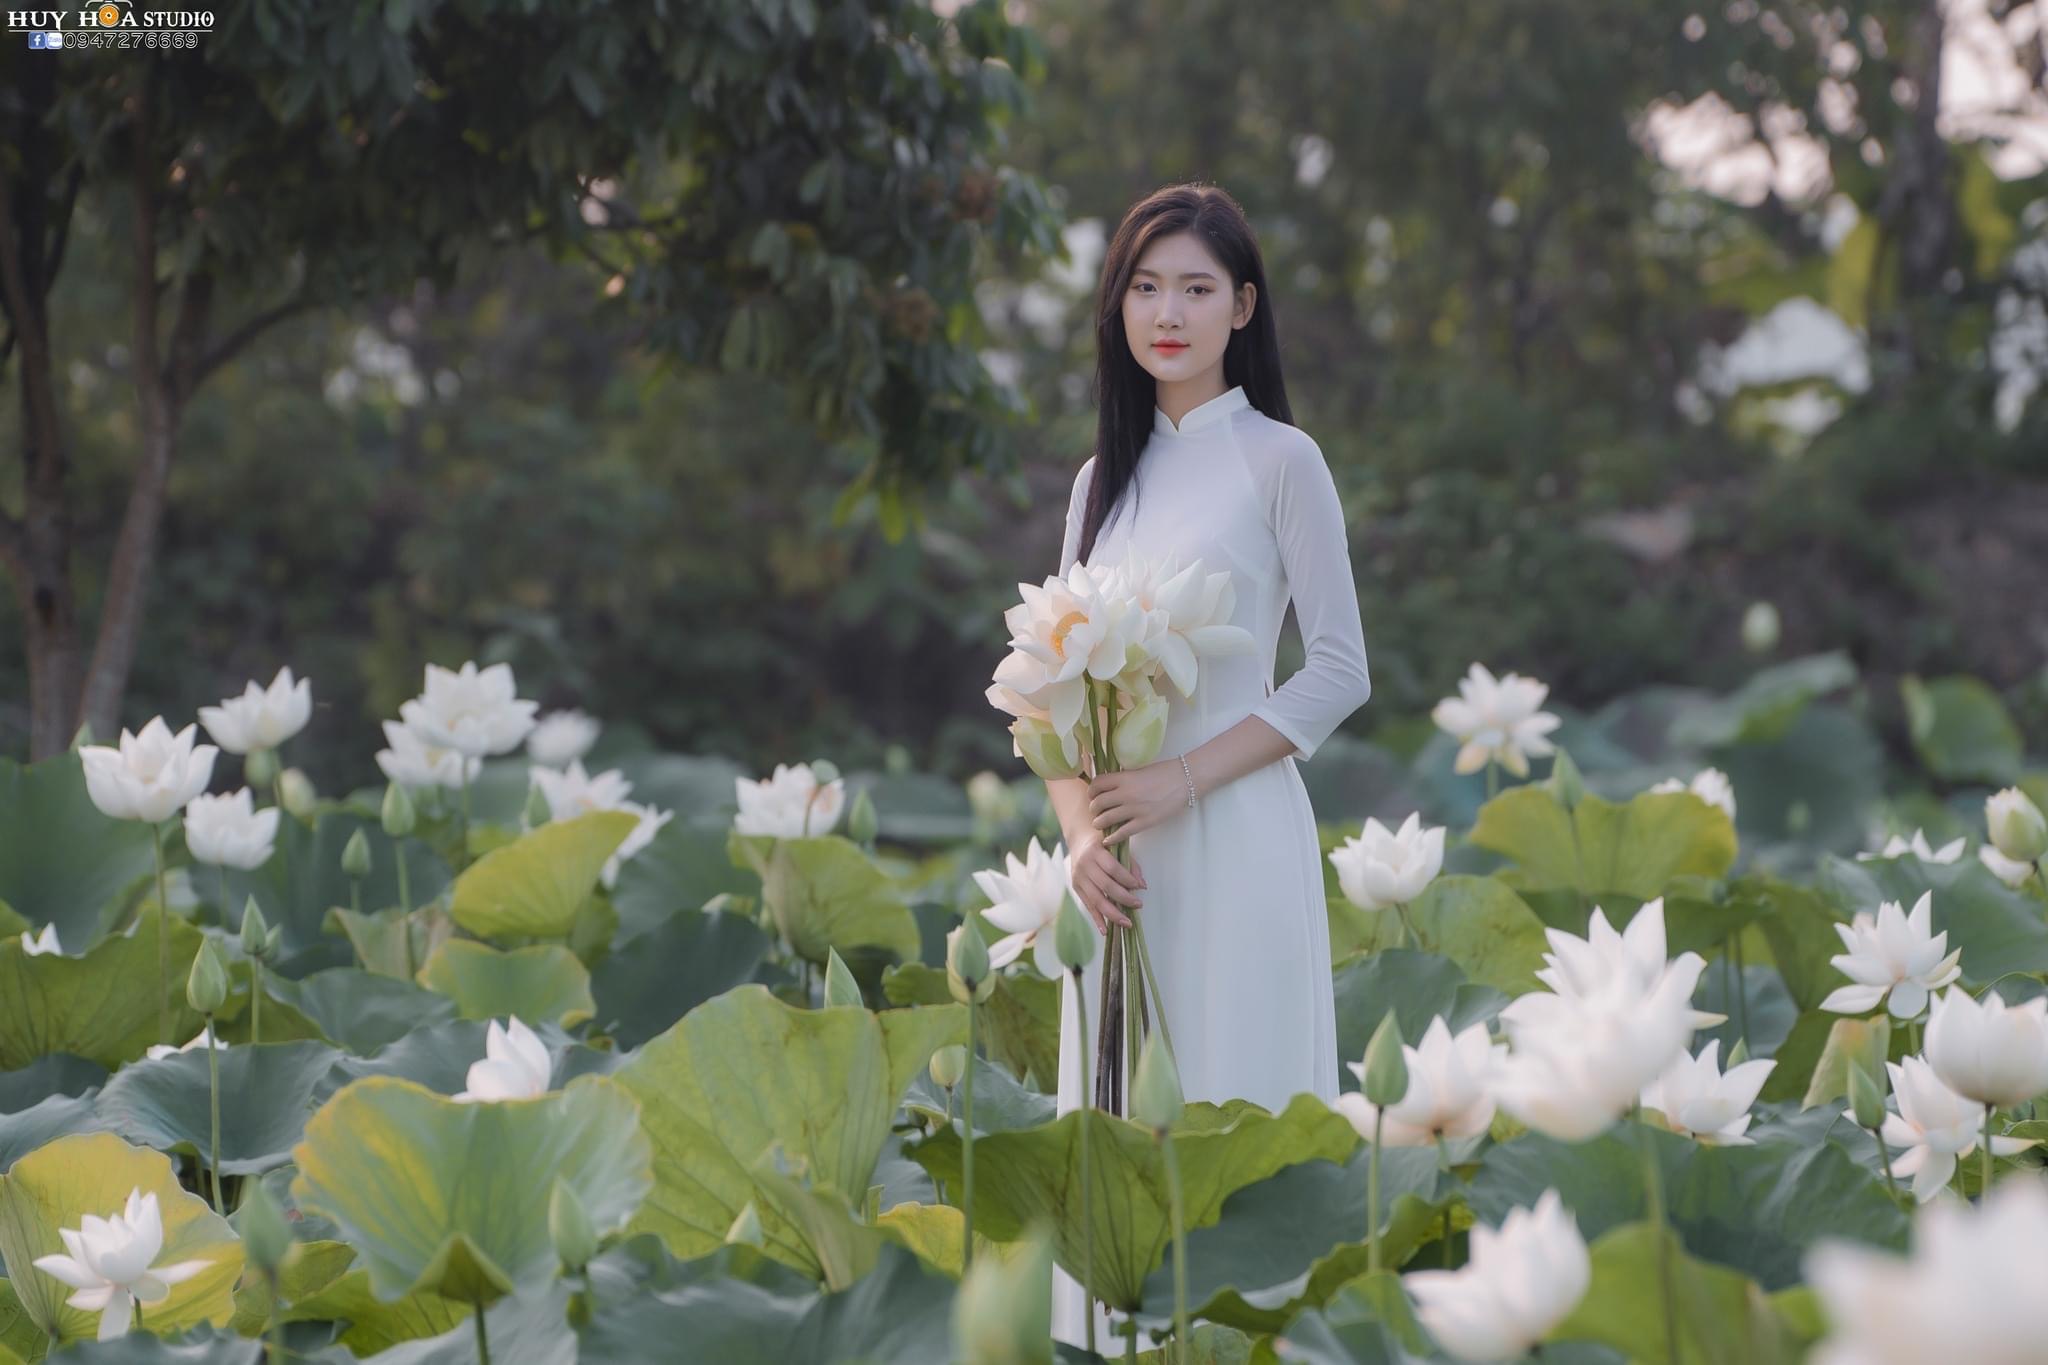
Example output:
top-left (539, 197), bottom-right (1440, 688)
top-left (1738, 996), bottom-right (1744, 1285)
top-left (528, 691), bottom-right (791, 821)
top-left (1068, 831), bottom-right (1144, 934)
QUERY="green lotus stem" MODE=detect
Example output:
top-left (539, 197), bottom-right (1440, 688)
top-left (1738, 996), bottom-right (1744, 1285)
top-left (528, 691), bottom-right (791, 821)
top-left (1441, 1205), bottom-right (1452, 1268)
top-left (962, 1000), bottom-right (977, 1274)
top-left (1123, 926), bottom-right (1141, 1117)
top-left (350, 875), bottom-right (361, 918)
top-left (272, 773), bottom-right (290, 891)
top-left (265, 1271), bottom-right (284, 1363)
top-left (1485, 759), bottom-right (1498, 801)
top-left (218, 865), bottom-right (229, 922)
top-left (459, 771), bottom-right (473, 873)
top-left (1733, 935), bottom-right (1749, 1044)
top-left (1436, 1132), bottom-right (1454, 1267)
top-left (1632, 1105), bottom-right (1680, 1365)
top-left (206, 1016), bottom-right (223, 1214)
top-left (1073, 966), bottom-right (1097, 1356)
top-left (1124, 889), bottom-right (1177, 1072)
top-left (1394, 901), bottom-right (1419, 951)
top-left (1162, 1130), bottom-right (1189, 1365)
top-left (1875, 1125), bottom-right (1900, 1202)
top-left (394, 836), bottom-right (413, 916)
top-left (152, 822), bottom-right (171, 1045)
top-left (1368, 1108), bottom-right (1384, 1274)
top-left (250, 960), bottom-right (262, 1046)
top-left (1907, 1017), bottom-right (1921, 1057)
top-left (1984, 1103), bottom-right (1996, 1197)
top-left (473, 1301), bottom-right (491, 1365)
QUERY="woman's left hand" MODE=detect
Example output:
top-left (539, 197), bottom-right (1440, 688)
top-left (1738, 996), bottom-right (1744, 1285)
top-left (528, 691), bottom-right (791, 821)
top-left (1086, 760), bottom-right (1189, 845)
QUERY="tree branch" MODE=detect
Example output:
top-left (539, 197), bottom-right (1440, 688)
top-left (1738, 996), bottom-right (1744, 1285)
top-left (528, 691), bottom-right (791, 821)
top-left (187, 292), bottom-right (317, 390)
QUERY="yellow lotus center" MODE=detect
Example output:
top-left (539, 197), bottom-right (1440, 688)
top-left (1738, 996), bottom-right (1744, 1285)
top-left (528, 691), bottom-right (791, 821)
top-left (1048, 609), bottom-right (1089, 659)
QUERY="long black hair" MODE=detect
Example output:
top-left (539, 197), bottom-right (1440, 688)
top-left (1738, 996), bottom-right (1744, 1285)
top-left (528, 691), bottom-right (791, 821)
top-left (1076, 182), bottom-right (1293, 566)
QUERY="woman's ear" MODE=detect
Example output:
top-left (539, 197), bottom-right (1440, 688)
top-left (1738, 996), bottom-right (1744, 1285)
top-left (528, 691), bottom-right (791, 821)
top-left (1234, 281), bottom-right (1257, 329)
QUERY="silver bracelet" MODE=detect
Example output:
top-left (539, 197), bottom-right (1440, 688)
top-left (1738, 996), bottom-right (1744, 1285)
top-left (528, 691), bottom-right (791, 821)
top-left (1178, 752), bottom-right (1198, 807)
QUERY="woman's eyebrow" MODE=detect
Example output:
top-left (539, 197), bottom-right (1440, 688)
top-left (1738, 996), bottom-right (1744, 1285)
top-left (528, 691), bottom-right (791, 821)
top-left (1132, 268), bottom-right (1218, 281)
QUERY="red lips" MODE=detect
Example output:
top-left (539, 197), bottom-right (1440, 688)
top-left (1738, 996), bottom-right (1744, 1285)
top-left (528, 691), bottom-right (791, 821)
top-left (1153, 340), bottom-right (1188, 350)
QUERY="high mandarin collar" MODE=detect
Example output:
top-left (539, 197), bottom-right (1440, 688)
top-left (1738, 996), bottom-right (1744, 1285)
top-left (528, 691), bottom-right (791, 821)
top-left (1153, 385), bottom-right (1250, 437)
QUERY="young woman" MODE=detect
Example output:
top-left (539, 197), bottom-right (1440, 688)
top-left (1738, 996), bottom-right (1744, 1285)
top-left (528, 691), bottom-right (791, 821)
top-left (1041, 182), bottom-right (1373, 1349)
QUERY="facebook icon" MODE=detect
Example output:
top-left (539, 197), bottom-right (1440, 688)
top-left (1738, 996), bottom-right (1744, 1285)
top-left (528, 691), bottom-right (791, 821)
top-left (28, 31), bottom-right (46, 47)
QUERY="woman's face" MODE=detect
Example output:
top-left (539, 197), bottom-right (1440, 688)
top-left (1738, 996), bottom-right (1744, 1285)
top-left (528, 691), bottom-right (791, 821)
top-left (1121, 230), bottom-right (1256, 392)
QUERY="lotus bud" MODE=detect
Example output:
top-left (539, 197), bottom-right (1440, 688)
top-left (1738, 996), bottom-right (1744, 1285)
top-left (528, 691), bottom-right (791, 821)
top-left (947, 920), bottom-right (994, 1004)
top-left (236, 1178), bottom-right (294, 1274)
top-left (952, 1220), bottom-right (1055, 1365)
top-left (1012, 717), bottom-right (1084, 781)
top-left (548, 1178), bottom-right (598, 1273)
top-left (1987, 788), bottom-right (2048, 864)
top-left (244, 746), bottom-right (280, 789)
top-left (930, 1043), bottom-right (969, 1091)
top-left (265, 925), bottom-right (283, 957)
top-left (523, 781), bottom-right (551, 831)
top-left (725, 1200), bottom-right (765, 1247)
top-left (1132, 1029), bottom-right (1184, 1131)
top-left (1052, 892), bottom-right (1096, 972)
top-left (884, 744), bottom-right (912, 777)
top-left (966, 771), bottom-right (1018, 828)
top-left (277, 767), bottom-right (316, 818)
top-left (340, 828), bottom-right (372, 880)
top-left (1742, 600), bottom-right (1780, 654)
top-left (1546, 747), bottom-right (1586, 811)
top-left (239, 897), bottom-right (271, 959)
top-left (1847, 1058), bottom-right (1886, 1131)
top-left (824, 948), bottom-right (863, 1008)
top-left (380, 780), bottom-right (417, 837)
top-left (848, 788), bottom-right (878, 846)
top-left (1362, 1013), bottom-right (1409, 1108)
top-left (809, 759), bottom-right (841, 786)
top-left (186, 938), bottom-right (229, 1016)
top-left (1112, 690), bottom-right (1170, 770)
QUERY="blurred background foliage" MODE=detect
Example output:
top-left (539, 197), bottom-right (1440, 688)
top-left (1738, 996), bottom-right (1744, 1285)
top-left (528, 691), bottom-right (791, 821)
top-left (4, 0), bottom-right (2048, 799)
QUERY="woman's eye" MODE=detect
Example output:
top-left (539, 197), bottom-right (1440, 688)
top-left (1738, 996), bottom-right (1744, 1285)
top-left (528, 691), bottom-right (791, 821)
top-left (1188, 286), bottom-right (1209, 295)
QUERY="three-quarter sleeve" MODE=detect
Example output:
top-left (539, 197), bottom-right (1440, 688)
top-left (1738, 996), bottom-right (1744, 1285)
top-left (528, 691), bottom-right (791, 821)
top-left (1058, 457), bottom-right (1096, 577)
top-left (1248, 432), bottom-right (1372, 761)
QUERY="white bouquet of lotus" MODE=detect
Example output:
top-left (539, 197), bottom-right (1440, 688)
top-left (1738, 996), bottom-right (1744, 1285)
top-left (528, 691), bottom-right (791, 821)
top-left (985, 548), bottom-right (1253, 1112)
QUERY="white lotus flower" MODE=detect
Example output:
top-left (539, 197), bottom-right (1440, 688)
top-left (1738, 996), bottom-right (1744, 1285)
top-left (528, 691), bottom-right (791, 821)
top-left (988, 565), bottom-right (1146, 742)
top-left (1985, 787), bottom-right (2048, 864)
top-left (196, 666), bottom-right (311, 755)
top-left (145, 1025), bottom-right (222, 1061)
top-left (1806, 1172), bottom-right (2048, 1364)
top-left (1924, 986), bottom-right (2048, 1108)
top-left (1648, 767), bottom-right (1737, 820)
top-left (971, 837), bottom-right (1076, 980)
top-left (398, 661), bottom-right (539, 759)
top-left (1523, 899), bottom-right (1724, 1032)
top-left (529, 758), bottom-right (634, 821)
top-left (1856, 829), bottom-right (1966, 864)
top-left (78, 718), bottom-right (218, 825)
top-left (32, 1188), bottom-right (212, 1342)
top-left (1639, 1038), bottom-right (1775, 1146)
top-left (1869, 1055), bottom-right (2038, 1203)
top-left (601, 801), bottom-right (673, 890)
top-left (526, 708), bottom-right (601, 769)
top-left (374, 718), bottom-right (481, 791)
top-left (1818, 891), bottom-right (1961, 1020)
top-left (1429, 663), bottom-right (1562, 779)
top-left (1980, 841), bottom-right (2036, 889)
top-left (1110, 549), bottom-right (1257, 699)
top-left (1403, 1188), bottom-right (1589, 1361)
top-left (19, 923), bottom-right (61, 956)
top-left (180, 788), bottom-right (280, 871)
top-left (454, 1018), bottom-right (552, 1102)
top-left (1328, 812), bottom-right (1446, 912)
top-left (1334, 1016), bottom-right (1503, 1147)
top-left (733, 762), bottom-right (845, 838)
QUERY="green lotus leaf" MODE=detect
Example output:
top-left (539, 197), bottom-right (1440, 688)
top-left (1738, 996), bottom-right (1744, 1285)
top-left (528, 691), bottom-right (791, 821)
top-left (907, 1092), bottom-right (1357, 1312)
top-left (448, 809), bottom-right (639, 941)
top-left (1900, 673), bottom-right (2024, 785)
top-left (1470, 787), bottom-right (1737, 901)
top-left (881, 961), bottom-right (1060, 1086)
top-left (260, 967), bottom-right (459, 1054)
top-left (1668, 651), bottom-right (1857, 750)
top-left (731, 831), bottom-right (921, 967)
top-left (608, 823), bottom-right (756, 943)
top-left (415, 938), bottom-right (595, 1027)
top-left (1339, 878), bottom-right (1549, 996)
top-left (902, 1054), bottom-right (1056, 1135)
top-left (94, 1041), bottom-right (344, 1175)
top-left (277, 1266), bottom-right (472, 1353)
top-left (1332, 950), bottom-right (1507, 1093)
top-left (0, 1055), bottom-right (105, 1111)
top-left (1552, 1221), bottom-right (1813, 1365)
top-left (577, 1239), bottom-right (957, 1363)
top-left (0, 1093), bottom-right (108, 1173)
top-left (1267, 1269), bottom-right (1428, 1365)
top-left (0, 1133), bottom-right (243, 1345)
top-left (225, 1237), bottom-right (355, 1336)
top-left (1468, 1125), bottom-right (1906, 1290)
top-left (589, 909), bottom-right (773, 1049)
top-left (0, 755), bottom-right (157, 949)
top-left (321, 903), bottom-right (454, 982)
top-left (290, 1073), bottom-right (652, 1307)
top-left (0, 909), bottom-right (205, 1069)
top-left (615, 984), bottom-right (964, 1275)
top-left (219, 809), bottom-right (446, 977)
